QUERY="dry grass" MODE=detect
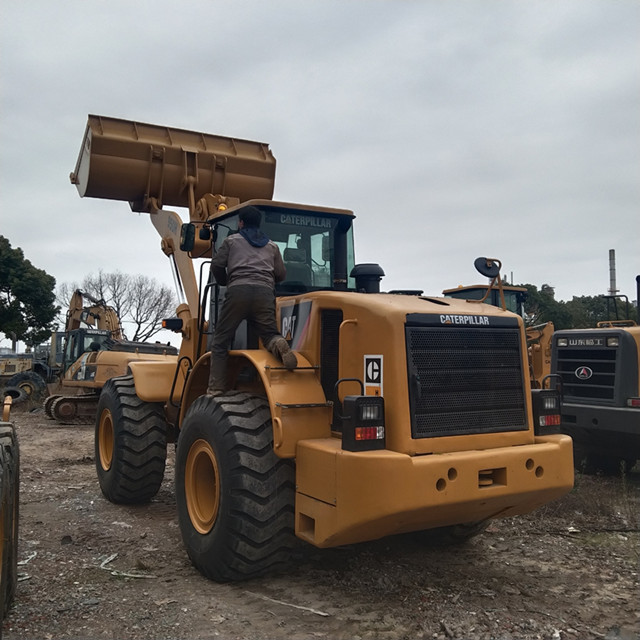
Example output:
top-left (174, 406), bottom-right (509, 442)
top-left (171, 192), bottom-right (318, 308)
top-left (527, 468), bottom-right (640, 533)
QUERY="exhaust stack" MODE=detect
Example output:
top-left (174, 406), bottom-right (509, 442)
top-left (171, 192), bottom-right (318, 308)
top-left (608, 249), bottom-right (619, 296)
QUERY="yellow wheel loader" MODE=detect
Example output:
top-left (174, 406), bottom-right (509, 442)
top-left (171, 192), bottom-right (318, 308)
top-left (71, 115), bottom-right (573, 582)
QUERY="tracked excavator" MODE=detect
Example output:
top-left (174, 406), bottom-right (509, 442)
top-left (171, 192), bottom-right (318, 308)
top-left (70, 115), bottom-right (573, 582)
top-left (44, 289), bottom-right (178, 423)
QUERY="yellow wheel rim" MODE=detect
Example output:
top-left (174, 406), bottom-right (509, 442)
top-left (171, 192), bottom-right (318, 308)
top-left (98, 409), bottom-right (114, 471)
top-left (20, 382), bottom-right (36, 396)
top-left (185, 438), bottom-right (220, 535)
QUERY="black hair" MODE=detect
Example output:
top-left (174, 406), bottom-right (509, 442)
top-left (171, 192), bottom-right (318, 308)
top-left (239, 206), bottom-right (262, 228)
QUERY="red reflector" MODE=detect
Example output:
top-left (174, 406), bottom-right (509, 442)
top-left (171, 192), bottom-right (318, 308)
top-left (628, 398), bottom-right (640, 408)
top-left (540, 414), bottom-right (561, 427)
top-left (355, 426), bottom-right (383, 441)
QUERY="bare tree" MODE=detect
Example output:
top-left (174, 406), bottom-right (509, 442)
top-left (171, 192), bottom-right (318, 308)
top-left (126, 275), bottom-right (177, 342)
top-left (57, 270), bottom-right (177, 341)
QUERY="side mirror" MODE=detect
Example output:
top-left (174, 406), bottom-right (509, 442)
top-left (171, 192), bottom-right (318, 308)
top-left (180, 223), bottom-right (196, 252)
top-left (474, 257), bottom-right (501, 279)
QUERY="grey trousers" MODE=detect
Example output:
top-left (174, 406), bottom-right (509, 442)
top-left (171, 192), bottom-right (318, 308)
top-left (208, 284), bottom-right (281, 392)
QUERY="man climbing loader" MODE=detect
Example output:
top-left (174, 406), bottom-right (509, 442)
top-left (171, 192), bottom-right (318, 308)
top-left (71, 115), bottom-right (573, 582)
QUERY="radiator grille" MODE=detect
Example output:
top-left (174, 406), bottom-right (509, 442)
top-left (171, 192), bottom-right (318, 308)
top-left (554, 347), bottom-right (617, 402)
top-left (406, 326), bottom-right (527, 438)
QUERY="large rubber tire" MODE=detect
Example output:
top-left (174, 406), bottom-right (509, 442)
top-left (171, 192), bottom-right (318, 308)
top-left (6, 371), bottom-right (47, 398)
top-left (2, 387), bottom-right (27, 406)
top-left (0, 424), bottom-right (19, 620)
top-left (175, 392), bottom-right (296, 582)
top-left (95, 375), bottom-right (167, 504)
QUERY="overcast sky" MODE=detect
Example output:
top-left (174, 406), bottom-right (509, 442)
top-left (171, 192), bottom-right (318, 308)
top-left (1, 0), bottom-right (639, 343)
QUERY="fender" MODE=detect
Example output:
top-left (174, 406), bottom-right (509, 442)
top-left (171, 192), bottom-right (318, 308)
top-left (128, 360), bottom-right (184, 403)
top-left (182, 350), bottom-right (332, 458)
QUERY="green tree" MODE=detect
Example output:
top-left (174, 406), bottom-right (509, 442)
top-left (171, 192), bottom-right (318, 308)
top-left (564, 295), bottom-right (608, 328)
top-left (565, 294), bottom-right (635, 328)
top-left (519, 283), bottom-right (572, 330)
top-left (0, 236), bottom-right (59, 349)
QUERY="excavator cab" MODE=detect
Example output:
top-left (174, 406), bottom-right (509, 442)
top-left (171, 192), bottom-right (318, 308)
top-left (61, 328), bottom-right (111, 374)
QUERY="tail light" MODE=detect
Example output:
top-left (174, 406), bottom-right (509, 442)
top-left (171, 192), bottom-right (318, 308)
top-left (531, 389), bottom-right (562, 435)
top-left (341, 396), bottom-right (386, 451)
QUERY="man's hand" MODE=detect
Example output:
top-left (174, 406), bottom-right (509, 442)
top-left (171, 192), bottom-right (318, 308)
top-left (213, 266), bottom-right (228, 286)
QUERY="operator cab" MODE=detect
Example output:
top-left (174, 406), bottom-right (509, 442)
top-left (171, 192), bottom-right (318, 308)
top-left (442, 284), bottom-right (528, 317)
top-left (210, 201), bottom-right (357, 295)
top-left (62, 328), bottom-right (111, 373)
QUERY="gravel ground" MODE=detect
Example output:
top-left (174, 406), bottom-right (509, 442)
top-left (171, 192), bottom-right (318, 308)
top-left (2, 403), bottom-right (639, 640)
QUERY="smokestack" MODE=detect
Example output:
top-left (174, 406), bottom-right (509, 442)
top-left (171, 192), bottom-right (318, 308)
top-left (636, 275), bottom-right (640, 324)
top-left (608, 249), bottom-right (618, 296)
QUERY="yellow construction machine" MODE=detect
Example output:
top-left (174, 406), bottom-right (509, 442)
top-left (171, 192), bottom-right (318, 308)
top-left (550, 282), bottom-right (640, 473)
top-left (44, 289), bottom-right (178, 423)
top-left (442, 280), bottom-right (554, 389)
top-left (71, 115), bottom-right (573, 582)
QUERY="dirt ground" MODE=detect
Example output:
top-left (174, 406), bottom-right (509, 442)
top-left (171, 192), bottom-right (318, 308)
top-left (2, 402), bottom-right (639, 640)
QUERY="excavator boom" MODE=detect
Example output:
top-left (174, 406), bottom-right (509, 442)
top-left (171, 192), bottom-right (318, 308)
top-left (66, 289), bottom-right (123, 340)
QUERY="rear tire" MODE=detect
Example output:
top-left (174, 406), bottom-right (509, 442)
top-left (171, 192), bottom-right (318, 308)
top-left (95, 375), bottom-right (167, 504)
top-left (175, 392), bottom-right (296, 582)
top-left (0, 424), bottom-right (19, 619)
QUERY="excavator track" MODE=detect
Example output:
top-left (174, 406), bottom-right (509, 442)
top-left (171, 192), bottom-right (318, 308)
top-left (43, 394), bottom-right (61, 419)
top-left (47, 395), bottom-right (99, 425)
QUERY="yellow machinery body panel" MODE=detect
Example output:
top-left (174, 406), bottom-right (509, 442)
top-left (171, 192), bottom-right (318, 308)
top-left (64, 350), bottom-right (178, 392)
top-left (295, 434), bottom-right (574, 547)
top-left (274, 291), bottom-right (538, 456)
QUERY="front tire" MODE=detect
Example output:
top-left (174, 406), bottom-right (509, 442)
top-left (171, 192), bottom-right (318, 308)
top-left (95, 375), bottom-right (167, 504)
top-left (176, 392), bottom-right (296, 582)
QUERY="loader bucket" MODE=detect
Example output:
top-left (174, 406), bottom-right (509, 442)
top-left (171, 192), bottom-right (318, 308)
top-left (70, 115), bottom-right (276, 212)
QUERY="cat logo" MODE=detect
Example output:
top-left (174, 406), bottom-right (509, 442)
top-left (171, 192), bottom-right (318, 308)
top-left (364, 355), bottom-right (383, 396)
top-left (281, 314), bottom-right (296, 341)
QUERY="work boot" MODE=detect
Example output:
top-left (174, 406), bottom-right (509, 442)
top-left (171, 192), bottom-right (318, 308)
top-left (206, 388), bottom-right (226, 397)
top-left (269, 336), bottom-right (297, 370)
